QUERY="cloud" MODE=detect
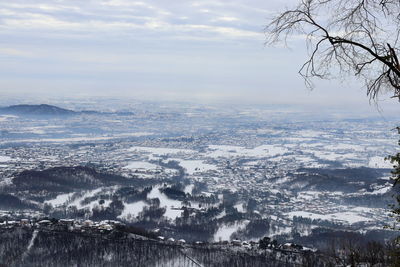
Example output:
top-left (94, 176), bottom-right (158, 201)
top-left (0, 48), bottom-right (35, 58)
top-left (0, 0), bottom-right (269, 40)
top-left (213, 16), bottom-right (240, 22)
top-left (0, 0), bottom-right (383, 107)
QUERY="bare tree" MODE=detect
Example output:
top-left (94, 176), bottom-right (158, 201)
top-left (266, 0), bottom-right (400, 101)
top-left (266, 1), bottom-right (400, 261)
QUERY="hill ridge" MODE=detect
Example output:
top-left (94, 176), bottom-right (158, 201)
top-left (0, 104), bottom-right (76, 116)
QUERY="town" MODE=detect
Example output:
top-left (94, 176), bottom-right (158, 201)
top-left (0, 103), bottom-right (398, 256)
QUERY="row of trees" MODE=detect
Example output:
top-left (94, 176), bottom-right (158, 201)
top-left (0, 227), bottom-right (326, 267)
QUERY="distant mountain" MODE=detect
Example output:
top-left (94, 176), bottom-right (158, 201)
top-left (0, 104), bottom-right (76, 116)
top-left (0, 104), bottom-right (134, 116)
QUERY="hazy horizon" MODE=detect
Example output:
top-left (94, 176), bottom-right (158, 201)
top-left (1, 0), bottom-right (399, 111)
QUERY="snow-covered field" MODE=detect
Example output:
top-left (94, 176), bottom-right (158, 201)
top-left (124, 161), bottom-right (160, 170)
top-left (45, 187), bottom-right (115, 210)
top-left (119, 201), bottom-right (148, 220)
top-left (124, 141), bottom-right (392, 173)
top-left (45, 192), bottom-right (74, 207)
top-left (148, 186), bottom-right (183, 220)
top-left (214, 220), bottom-right (250, 241)
top-left (45, 185), bottom-right (186, 221)
top-left (129, 146), bottom-right (195, 156)
top-left (287, 210), bottom-right (371, 224)
top-left (207, 145), bottom-right (289, 159)
top-left (170, 159), bottom-right (217, 175)
top-left (0, 133), bottom-right (153, 144)
top-left (368, 156), bottom-right (393, 168)
top-left (0, 156), bottom-right (14, 162)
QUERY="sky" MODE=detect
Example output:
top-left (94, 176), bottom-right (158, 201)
top-left (0, 0), bottom-right (399, 111)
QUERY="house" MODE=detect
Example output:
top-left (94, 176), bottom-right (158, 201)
top-left (231, 239), bottom-right (242, 246)
top-left (59, 219), bottom-right (74, 226)
top-left (83, 220), bottom-right (93, 227)
top-left (20, 219), bottom-right (29, 226)
top-left (38, 220), bottom-right (52, 226)
top-left (98, 223), bottom-right (112, 231)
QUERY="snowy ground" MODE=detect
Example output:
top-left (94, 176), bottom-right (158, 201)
top-left (0, 156), bottom-right (14, 162)
top-left (207, 145), bottom-right (289, 159)
top-left (118, 201), bottom-right (148, 220)
top-left (129, 147), bottom-right (195, 158)
top-left (368, 156), bottom-right (393, 168)
top-left (148, 186), bottom-right (182, 220)
top-left (214, 220), bottom-right (250, 241)
top-left (287, 210), bottom-right (371, 224)
top-left (0, 133), bottom-right (153, 145)
top-left (123, 142), bottom-right (392, 174)
top-left (45, 187), bottom-right (115, 210)
top-left (124, 161), bottom-right (160, 170)
top-left (169, 159), bottom-right (217, 175)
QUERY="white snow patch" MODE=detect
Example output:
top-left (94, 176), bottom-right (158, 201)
top-left (118, 201), bottom-right (148, 220)
top-left (297, 191), bottom-right (320, 200)
top-left (45, 192), bottom-right (74, 207)
top-left (287, 211), bottom-right (370, 224)
top-left (129, 146), bottom-right (195, 157)
top-left (350, 207), bottom-right (376, 213)
top-left (325, 144), bottom-right (365, 151)
top-left (170, 159), bottom-right (217, 174)
top-left (0, 133), bottom-right (152, 144)
top-left (297, 130), bottom-right (325, 138)
top-left (368, 156), bottom-right (392, 169)
top-left (311, 150), bottom-right (358, 161)
top-left (370, 185), bottom-right (392, 195)
top-left (234, 203), bottom-right (246, 213)
top-left (0, 177), bottom-right (13, 187)
top-left (148, 186), bottom-right (182, 220)
top-left (331, 212), bottom-right (371, 224)
top-left (207, 145), bottom-right (288, 159)
top-left (68, 188), bottom-right (104, 209)
top-left (214, 220), bottom-right (250, 241)
top-left (0, 156), bottom-right (14, 162)
top-left (24, 230), bottom-right (39, 258)
top-left (124, 161), bottom-right (160, 170)
top-left (184, 184), bottom-right (194, 194)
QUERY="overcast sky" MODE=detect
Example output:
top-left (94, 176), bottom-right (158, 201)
top-left (0, 0), bottom-right (398, 110)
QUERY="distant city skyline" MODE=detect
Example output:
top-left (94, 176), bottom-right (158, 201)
top-left (0, 0), bottom-right (399, 111)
